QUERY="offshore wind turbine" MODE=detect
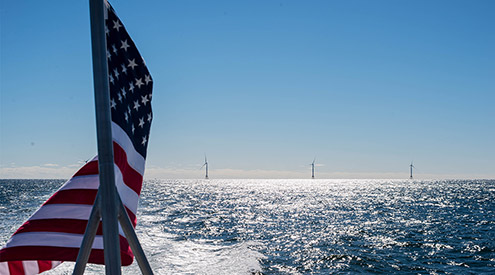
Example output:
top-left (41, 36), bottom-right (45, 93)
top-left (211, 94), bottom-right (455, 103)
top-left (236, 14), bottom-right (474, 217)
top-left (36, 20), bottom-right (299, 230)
top-left (409, 161), bottom-right (415, 179)
top-left (310, 157), bottom-right (316, 179)
top-left (201, 155), bottom-right (209, 179)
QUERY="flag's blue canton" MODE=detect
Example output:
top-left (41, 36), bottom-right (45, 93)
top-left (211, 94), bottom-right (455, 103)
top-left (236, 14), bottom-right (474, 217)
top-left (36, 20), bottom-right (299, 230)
top-left (105, 4), bottom-right (153, 158)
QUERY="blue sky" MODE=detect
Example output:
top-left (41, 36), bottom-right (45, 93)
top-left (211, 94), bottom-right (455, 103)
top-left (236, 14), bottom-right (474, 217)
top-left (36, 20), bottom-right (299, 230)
top-left (1, 0), bottom-right (494, 179)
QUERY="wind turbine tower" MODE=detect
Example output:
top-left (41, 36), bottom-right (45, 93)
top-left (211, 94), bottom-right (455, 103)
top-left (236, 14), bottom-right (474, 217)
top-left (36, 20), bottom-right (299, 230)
top-left (409, 162), bottom-right (415, 179)
top-left (201, 155), bottom-right (209, 179)
top-left (311, 158), bottom-right (315, 179)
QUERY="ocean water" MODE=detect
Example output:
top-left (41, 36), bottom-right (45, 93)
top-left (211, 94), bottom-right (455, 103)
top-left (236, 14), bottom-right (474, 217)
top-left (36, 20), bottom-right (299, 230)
top-left (1, 179), bottom-right (494, 274)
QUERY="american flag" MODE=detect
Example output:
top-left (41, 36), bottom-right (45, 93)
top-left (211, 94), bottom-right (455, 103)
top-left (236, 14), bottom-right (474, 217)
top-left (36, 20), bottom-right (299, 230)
top-left (0, 2), bottom-right (153, 274)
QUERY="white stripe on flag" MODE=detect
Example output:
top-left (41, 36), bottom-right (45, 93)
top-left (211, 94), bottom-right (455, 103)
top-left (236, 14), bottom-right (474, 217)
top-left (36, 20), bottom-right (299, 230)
top-left (5, 232), bottom-right (104, 250)
top-left (60, 174), bottom-right (100, 191)
top-left (29, 204), bottom-right (93, 220)
top-left (0, 261), bottom-right (8, 274)
top-left (22, 261), bottom-right (39, 274)
top-left (112, 121), bottom-right (145, 175)
top-left (115, 165), bottom-right (139, 214)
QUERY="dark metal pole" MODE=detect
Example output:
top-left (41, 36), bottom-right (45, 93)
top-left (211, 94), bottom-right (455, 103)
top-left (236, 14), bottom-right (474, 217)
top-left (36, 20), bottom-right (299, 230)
top-left (73, 196), bottom-right (101, 275)
top-left (89, 0), bottom-right (121, 273)
top-left (117, 198), bottom-right (154, 275)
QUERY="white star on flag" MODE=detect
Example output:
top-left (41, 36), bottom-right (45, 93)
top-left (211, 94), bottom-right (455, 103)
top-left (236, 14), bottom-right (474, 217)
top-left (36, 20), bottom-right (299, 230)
top-left (113, 19), bottom-right (122, 31)
top-left (121, 64), bottom-right (127, 74)
top-left (128, 58), bottom-right (138, 70)
top-left (135, 78), bottom-right (144, 88)
top-left (133, 100), bottom-right (140, 111)
top-left (145, 74), bottom-right (152, 85)
top-left (121, 39), bottom-right (130, 51)
top-left (141, 95), bottom-right (149, 106)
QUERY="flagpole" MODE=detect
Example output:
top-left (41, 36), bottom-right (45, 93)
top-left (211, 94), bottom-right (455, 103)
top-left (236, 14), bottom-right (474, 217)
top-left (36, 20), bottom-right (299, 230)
top-left (73, 196), bottom-right (102, 274)
top-left (88, 0), bottom-right (121, 274)
top-left (117, 198), bottom-right (154, 275)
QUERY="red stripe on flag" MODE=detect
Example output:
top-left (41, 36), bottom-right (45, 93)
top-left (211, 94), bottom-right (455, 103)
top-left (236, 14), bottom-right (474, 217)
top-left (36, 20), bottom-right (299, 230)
top-left (7, 261), bottom-right (24, 275)
top-left (43, 189), bottom-right (98, 206)
top-left (0, 236), bottom-right (134, 266)
top-left (37, 260), bottom-right (52, 273)
top-left (1, 247), bottom-right (79, 263)
top-left (14, 219), bottom-right (104, 235)
top-left (124, 206), bottom-right (137, 227)
top-left (113, 142), bottom-right (143, 195)
top-left (14, 215), bottom-right (137, 236)
top-left (73, 160), bottom-right (99, 177)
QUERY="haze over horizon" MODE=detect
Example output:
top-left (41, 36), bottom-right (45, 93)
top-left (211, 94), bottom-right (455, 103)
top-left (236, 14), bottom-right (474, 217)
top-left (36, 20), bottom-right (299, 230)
top-left (1, 1), bottom-right (494, 180)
